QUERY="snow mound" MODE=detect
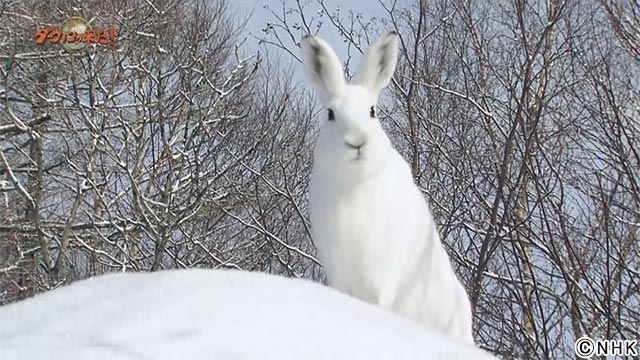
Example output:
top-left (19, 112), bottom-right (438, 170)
top-left (0, 269), bottom-right (495, 360)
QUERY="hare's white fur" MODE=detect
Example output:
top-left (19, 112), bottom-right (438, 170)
top-left (301, 32), bottom-right (474, 344)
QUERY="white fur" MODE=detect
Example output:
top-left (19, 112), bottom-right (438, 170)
top-left (301, 32), bottom-right (474, 344)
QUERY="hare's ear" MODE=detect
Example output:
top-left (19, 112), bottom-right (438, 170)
top-left (301, 35), bottom-right (346, 103)
top-left (353, 31), bottom-right (399, 97)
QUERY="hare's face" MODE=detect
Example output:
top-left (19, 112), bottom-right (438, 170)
top-left (301, 32), bottom-right (399, 181)
top-left (313, 85), bottom-right (391, 176)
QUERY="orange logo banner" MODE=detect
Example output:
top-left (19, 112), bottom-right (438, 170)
top-left (34, 17), bottom-right (115, 52)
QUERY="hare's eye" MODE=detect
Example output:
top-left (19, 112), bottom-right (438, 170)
top-left (369, 106), bottom-right (376, 118)
top-left (328, 109), bottom-right (335, 121)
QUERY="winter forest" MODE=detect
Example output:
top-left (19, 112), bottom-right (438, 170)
top-left (0, 0), bottom-right (638, 358)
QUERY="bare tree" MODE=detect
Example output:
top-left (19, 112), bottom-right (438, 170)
top-left (601, 0), bottom-right (640, 62)
top-left (0, 0), bottom-right (320, 303)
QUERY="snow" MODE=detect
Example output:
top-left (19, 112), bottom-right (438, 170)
top-left (0, 269), bottom-right (495, 360)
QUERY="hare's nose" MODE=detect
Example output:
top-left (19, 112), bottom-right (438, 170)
top-left (345, 141), bottom-right (366, 150)
top-left (345, 130), bottom-right (367, 150)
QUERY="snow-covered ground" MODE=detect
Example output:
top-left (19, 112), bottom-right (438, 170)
top-left (0, 269), bottom-right (495, 359)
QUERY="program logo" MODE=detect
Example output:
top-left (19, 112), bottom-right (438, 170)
top-left (34, 17), bottom-right (115, 52)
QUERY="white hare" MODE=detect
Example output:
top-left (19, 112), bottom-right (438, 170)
top-left (301, 32), bottom-right (474, 344)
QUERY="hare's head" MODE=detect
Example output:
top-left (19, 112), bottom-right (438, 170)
top-left (301, 32), bottom-right (399, 181)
